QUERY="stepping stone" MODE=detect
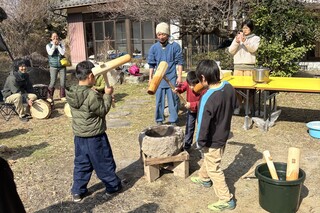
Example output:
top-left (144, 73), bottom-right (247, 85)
top-left (107, 119), bottom-right (131, 128)
top-left (107, 111), bottom-right (131, 118)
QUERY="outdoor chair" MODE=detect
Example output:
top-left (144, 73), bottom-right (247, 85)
top-left (0, 91), bottom-right (18, 121)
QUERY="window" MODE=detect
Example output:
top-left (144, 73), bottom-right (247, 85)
top-left (142, 21), bottom-right (156, 57)
top-left (85, 23), bottom-right (94, 57)
top-left (104, 21), bottom-right (115, 53)
top-left (94, 22), bottom-right (104, 40)
top-left (115, 20), bottom-right (127, 53)
top-left (105, 21), bottom-right (114, 40)
top-left (132, 21), bottom-right (142, 58)
top-left (85, 19), bottom-right (157, 59)
top-left (142, 21), bottom-right (154, 39)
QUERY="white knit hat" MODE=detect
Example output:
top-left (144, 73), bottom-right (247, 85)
top-left (156, 22), bottom-right (170, 35)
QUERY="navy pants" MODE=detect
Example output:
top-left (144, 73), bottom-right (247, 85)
top-left (71, 133), bottom-right (121, 195)
top-left (184, 111), bottom-right (197, 148)
top-left (155, 87), bottom-right (179, 123)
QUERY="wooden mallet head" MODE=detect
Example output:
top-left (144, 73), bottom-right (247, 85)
top-left (193, 82), bottom-right (205, 94)
top-left (147, 61), bottom-right (168, 95)
top-left (91, 54), bottom-right (131, 76)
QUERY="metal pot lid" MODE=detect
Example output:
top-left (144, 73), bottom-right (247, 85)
top-left (254, 66), bottom-right (270, 71)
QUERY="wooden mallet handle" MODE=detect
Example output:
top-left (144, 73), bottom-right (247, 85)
top-left (163, 76), bottom-right (186, 104)
top-left (263, 150), bottom-right (279, 180)
top-left (102, 73), bottom-right (115, 108)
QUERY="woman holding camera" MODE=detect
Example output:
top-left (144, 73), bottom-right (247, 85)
top-left (228, 19), bottom-right (260, 115)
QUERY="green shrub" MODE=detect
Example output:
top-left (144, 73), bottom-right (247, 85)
top-left (249, 0), bottom-right (320, 76)
top-left (258, 38), bottom-right (313, 77)
top-left (192, 49), bottom-right (233, 70)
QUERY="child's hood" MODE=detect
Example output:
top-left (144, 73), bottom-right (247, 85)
top-left (66, 85), bottom-right (91, 109)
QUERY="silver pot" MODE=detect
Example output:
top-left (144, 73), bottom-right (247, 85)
top-left (252, 67), bottom-right (270, 83)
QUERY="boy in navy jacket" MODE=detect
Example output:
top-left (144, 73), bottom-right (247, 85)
top-left (191, 60), bottom-right (237, 212)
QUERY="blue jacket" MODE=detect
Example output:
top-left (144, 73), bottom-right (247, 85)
top-left (148, 41), bottom-right (184, 88)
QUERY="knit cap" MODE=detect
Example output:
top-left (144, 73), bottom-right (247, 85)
top-left (156, 22), bottom-right (170, 35)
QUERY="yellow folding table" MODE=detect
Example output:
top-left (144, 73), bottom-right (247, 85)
top-left (223, 76), bottom-right (320, 130)
top-left (255, 77), bottom-right (320, 93)
top-left (223, 76), bottom-right (257, 130)
top-left (255, 76), bottom-right (320, 123)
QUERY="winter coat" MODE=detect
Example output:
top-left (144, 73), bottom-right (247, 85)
top-left (66, 85), bottom-right (112, 137)
top-left (228, 34), bottom-right (260, 66)
top-left (2, 71), bottom-right (34, 99)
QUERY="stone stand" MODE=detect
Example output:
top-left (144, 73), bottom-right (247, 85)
top-left (142, 151), bottom-right (190, 182)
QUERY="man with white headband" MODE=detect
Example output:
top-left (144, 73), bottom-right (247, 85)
top-left (148, 22), bottom-right (184, 126)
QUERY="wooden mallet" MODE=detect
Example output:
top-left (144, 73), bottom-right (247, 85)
top-left (92, 54), bottom-right (131, 107)
top-left (147, 61), bottom-right (186, 104)
top-left (193, 69), bottom-right (232, 94)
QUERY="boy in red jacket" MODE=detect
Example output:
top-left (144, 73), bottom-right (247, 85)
top-left (175, 71), bottom-right (207, 150)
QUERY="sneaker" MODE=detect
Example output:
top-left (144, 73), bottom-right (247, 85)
top-left (19, 116), bottom-right (29, 122)
top-left (208, 199), bottom-right (236, 212)
top-left (170, 123), bottom-right (177, 126)
top-left (233, 107), bottom-right (240, 115)
top-left (72, 194), bottom-right (82, 203)
top-left (25, 114), bottom-right (32, 119)
top-left (156, 121), bottom-right (163, 125)
top-left (104, 184), bottom-right (122, 197)
top-left (191, 176), bottom-right (213, 188)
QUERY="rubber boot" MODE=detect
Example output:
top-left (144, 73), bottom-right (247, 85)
top-left (60, 87), bottom-right (67, 102)
top-left (47, 87), bottom-right (55, 103)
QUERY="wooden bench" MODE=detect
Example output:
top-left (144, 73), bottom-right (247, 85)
top-left (142, 151), bottom-right (190, 182)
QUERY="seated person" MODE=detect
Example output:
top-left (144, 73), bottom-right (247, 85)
top-left (1, 59), bottom-right (37, 122)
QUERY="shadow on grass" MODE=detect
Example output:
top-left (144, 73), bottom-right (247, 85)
top-left (114, 93), bottom-right (129, 103)
top-left (0, 128), bottom-right (29, 140)
top-left (34, 158), bottom-right (145, 213)
top-left (50, 110), bottom-right (65, 119)
top-left (10, 142), bottom-right (50, 160)
top-left (276, 107), bottom-right (320, 123)
top-left (127, 203), bottom-right (159, 213)
top-left (224, 141), bottom-right (263, 200)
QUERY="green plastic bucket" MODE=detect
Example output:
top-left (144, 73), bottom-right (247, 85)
top-left (255, 162), bottom-right (306, 213)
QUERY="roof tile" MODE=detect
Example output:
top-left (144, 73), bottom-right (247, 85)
top-left (53, 0), bottom-right (113, 10)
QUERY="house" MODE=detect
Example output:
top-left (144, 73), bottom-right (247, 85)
top-left (53, 0), bottom-right (319, 70)
top-left (52, 0), bottom-right (163, 65)
top-left (52, 0), bottom-right (218, 68)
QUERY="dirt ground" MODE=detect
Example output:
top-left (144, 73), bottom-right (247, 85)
top-left (1, 70), bottom-right (320, 213)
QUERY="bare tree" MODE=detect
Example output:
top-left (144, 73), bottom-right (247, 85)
top-left (0, 0), bottom-right (66, 59)
top-left (92, 0), bottom-right (239, 39)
